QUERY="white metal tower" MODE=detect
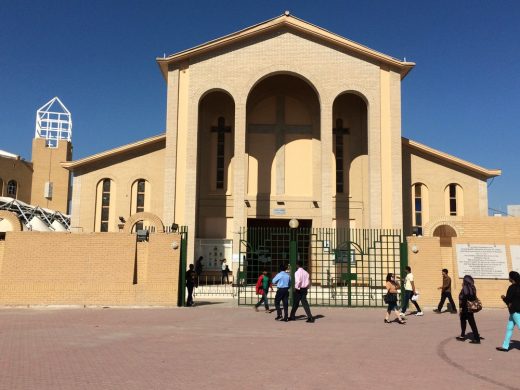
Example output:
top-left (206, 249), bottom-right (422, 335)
top-left (35, 97), bottom-right (72, 148)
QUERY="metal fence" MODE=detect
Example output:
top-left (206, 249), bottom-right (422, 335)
top-left (237, 227), bottom-right (407, 307)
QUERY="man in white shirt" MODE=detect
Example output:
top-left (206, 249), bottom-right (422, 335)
top-left (289, 261), bottom-right (314, 323)
top-left (400, 266), bottom-right (423, 317)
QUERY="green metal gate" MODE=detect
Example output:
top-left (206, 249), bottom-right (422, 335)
top-left (237, 227), bottom-right (407, 307)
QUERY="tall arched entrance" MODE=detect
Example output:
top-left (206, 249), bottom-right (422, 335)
top-left (246, 73), bottom-right (320, 226)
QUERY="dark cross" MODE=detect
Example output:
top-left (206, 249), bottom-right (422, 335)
top-left (333, 119), bottom-right (350, 193)
top-left (211, 116), bottom-right (232, 189)
top-left (248, 95), bottom-right (313, 194)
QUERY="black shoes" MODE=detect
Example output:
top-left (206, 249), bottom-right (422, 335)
top-left (469, 340), bottom-right (481, 344)
top-left (274, 316), bottom-right (282, 321)
top-left (433, 309), bottom-right (441, 313)
top-left (496, 347), bottom-right (509, 352)
top-left (306, 317), bottom-right (315, 323)
top-left (456, 336), bottom-right (466, 341)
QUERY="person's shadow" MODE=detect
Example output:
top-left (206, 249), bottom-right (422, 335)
top-left (509, 340), bottom-right (520, 350)
top-left (292, 314), bottom-right (325, 321)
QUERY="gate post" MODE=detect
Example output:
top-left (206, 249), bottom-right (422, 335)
top-left (399, 239), bottom-right (408, 304)
top-left (289, 227), bottom-right (298, 305)
top-left (178, 228), bottom-right (188, 307)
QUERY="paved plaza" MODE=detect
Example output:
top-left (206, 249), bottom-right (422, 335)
top-left (0, 302), bottom-right (518, 390)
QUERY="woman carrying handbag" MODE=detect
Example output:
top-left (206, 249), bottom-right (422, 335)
top-left (457, 275), bottom-right (481, 344)
top-left (384, 273), bottom-right (405, 324)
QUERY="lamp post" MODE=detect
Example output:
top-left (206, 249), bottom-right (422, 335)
top-left (288, 218), bottom-right (299, 305)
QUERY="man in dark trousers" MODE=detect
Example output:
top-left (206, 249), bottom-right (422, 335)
top-left (434, 268), bottom-right (457, 313)
top-left (289, 261), bottom-right (314, 323)
top-left (186, 264), bottom-right (196, 307)
top-left (272, 263), bottom-right (291, 322)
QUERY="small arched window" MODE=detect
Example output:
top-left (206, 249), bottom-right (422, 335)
top-left (7, 180), bottom-right (17, 198)
top-left (100, 179), bottom-right (111, 232)
top-left (133, 179), bottom-right (147, 231)
top-left (445, 183), bottom-right (463, 216)
top-left (412, 183), bottom-right (429, 235)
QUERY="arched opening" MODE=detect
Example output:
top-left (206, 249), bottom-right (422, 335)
top-left (433, 224), bottom-right (458, 247)
top-left (332, 92), bottom-right (368, 228)
top-left (197, 90), bottom-right (235, 239)
top-left (246, 73), bottom-right (320, 220)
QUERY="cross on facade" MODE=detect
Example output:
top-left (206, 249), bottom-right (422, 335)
top-left (211, 117), bottom-right (232, 189)
top-left (248, 95), bottom-right (313, 194)
top-left (333, 118), bottom-right (350, 193)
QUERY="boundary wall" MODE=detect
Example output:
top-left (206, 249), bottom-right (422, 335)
top-left (408, 216), bottom-right (520, 309)
top-left (0, 231), bottom-right (180, 306)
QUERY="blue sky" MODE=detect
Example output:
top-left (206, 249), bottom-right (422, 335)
top-left (1, 1), bottom-right (519, 213)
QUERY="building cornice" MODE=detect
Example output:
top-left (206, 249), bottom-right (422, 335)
top-left (156, 13), bottom-right (415, 80)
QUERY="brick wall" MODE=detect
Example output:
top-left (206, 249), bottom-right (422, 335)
top-left (0, 232), bottom-right (181, 306)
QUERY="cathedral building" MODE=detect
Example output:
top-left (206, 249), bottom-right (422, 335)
top-left (61, 14), bottom-right (500, 262)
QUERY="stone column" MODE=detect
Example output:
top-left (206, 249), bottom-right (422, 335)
top-left (232, 101), bottom-right (247, 258)
top-left (320, 102), bottom-right (333, 228)
top-left (163, 68), bottom-right (180, 227)
top-left (368, 91), bottom-right (382, 229)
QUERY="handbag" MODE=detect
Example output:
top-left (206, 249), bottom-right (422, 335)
top-left (467, 298), bottom-right (482, 313)
top-left (384, 293), bottom-right (397, 304)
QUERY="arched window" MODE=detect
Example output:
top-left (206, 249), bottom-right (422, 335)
top-left (7, 180), bottom-right (17, 198)
top-left (445, 183), bottom-right (463, 216)
top-left (433, 224), bottom-right (457, 247)
top-left (412, 183), bottom-right (429, 235)
top-left (131, 179), bottom-right (148, 231)
top-left (98, 179), bottom-right (111, 232)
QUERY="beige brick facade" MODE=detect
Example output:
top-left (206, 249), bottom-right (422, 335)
top-left (0, 231), bottom-right (181, 306)
top-left (408, 216), bottom-right (520, 309)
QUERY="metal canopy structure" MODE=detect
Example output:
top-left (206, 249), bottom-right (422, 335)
top-left (35, 97), bottom-right (72, 148)
top-left (0, 197), bottom-right (70, 231)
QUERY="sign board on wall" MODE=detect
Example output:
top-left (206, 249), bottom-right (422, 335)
top-left (510, 245), bottom-right (520, 273)
top-left (455, 244), bottom-right (509, 279)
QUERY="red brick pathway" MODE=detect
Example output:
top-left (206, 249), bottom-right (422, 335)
top-left (0, 303), bottom-right (518, 389)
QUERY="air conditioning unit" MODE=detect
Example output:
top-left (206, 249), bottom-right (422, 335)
top-left (44, 182), bottom-right (53, 199)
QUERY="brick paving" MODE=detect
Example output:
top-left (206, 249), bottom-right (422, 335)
top-left (0, 302), bottom-right (518, 390)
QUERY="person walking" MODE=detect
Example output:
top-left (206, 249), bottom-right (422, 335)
top-left (289, 261), bottom-right (314, 323)
top-left (457, 275), bottom-right (481, 344)
top-left (497, 271), bottom-right (520, 352)
top-left (254, 270), bottom-right (273, 312)
top-left (186, 264), bottom-right (197, 307)
top-left (385, 273), bottom-right (406, 324)
top-left (434, 269), bottom-right (457, 314)
top-left (195, 256), bottom-right (203, 284)
top-left (400, 266), bottom-right (424, 317)
top-left (272, 264), bottom-right (291, 322)
top-left (221, 259), bottom-right (229, 284)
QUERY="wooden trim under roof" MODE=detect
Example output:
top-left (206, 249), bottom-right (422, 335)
top-left (61, 134), bottom-right (166, 171)
top-left (403, 137), bottom-right (501, 178)
top-left (156, 13), bottom-right (415, 80)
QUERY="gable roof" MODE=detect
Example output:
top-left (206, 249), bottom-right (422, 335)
top-left (156, 13), bottom-right (415, 80)
top-left (402, 138), bottom-right (501, 178)
top-left (61, 134), bottom-right (165, 171)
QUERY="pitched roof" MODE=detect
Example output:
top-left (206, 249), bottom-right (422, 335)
top-left (402, 138), bottom-right (501, 178)
top-left (156, 13), bottom-right (415, 80)
top-left (61, 134), bottom-right (165, 171)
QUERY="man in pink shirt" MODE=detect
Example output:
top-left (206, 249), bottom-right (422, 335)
top-left (289, 261), bottom-right (314, 323)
